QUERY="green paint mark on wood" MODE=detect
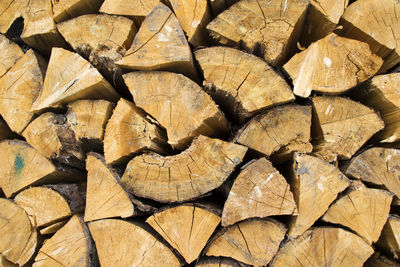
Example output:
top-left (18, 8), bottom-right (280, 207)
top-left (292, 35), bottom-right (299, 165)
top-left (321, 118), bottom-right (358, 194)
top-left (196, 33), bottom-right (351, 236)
top-left (14, 154), bottom-right (24, 176)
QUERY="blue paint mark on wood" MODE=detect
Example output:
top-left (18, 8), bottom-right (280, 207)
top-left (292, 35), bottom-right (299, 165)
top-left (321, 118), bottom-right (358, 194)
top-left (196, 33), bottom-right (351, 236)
top-left (14, 154), bottom-right (24, 176)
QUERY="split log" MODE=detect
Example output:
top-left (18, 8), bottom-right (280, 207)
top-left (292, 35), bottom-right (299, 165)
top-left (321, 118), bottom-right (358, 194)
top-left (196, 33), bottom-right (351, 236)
top-left (340, 0), bottom-right (400, 71)
top-left (283, 33), bottom-right (383, 98)
top-left (103, 98), bottom-right (168, 165)
top-left (121, 135), bottom-right (247, 202)
top-left (123, 71), bottom-right (229, 150)
top-left (0, 198), bottom-right (37, 266)
top-left (52, 0), bottom-right (104, 23)
top-left (377, 215), bottom-right (400, 259)
top-left (206, 0), bottom-right (309, 66)
top-left (312, 96), bottom-right (384, 162)
top-left (0, 0), bottom-right (28, 33)
top-left (169, 0), bottom-right (211, 46)
top-left (365, 252), bottom-right (400, 267)
top-left (88, 219), bottom-right (181, 267)
top-left (322, 181), bottom-right (393, 244)
top-left (39, 220), bottom-right (68, 235)
top-left (345, 147), bottom-right (400, 199)
top-left (57, 14), bottom-right (137, 95)
top-left (0, 34), bottom-right (23, 78)
top-left (116, 3), bottom-right (199, 81)
top-left (351, 73), bottom-right (400, 143)
top-left (99, 0), bottom-right (162, 24)
top-left (288, 153), bottom-right (350, 238)
top-left (196, 258), bottom-right (243, 267)
top-left (205, 218), bottom-right (286, 266)
top-left (194, 47), bottom-right (295, 122)
top-left (222, 158), bottom-right (297, 227)
top-left (84, 153), bottom-right (135, 222)
top-left (31, 48), bottom-right (119, 113)
top-left (234, 104), bottom-right (312, 159)
top-left (14, 185), bottom-right (84, 227)
top-left (0, 255), bottom-right (17, 267)
top-left (23, 99), bottom-right (113, 168)
top-left (0, 49), bottom-right (47, 134)
top-left (300, 0), bottom-right (349, 46)
top-left (34, 215), bottom-right (97, 267)
top-left (270, 227), bottom-right (374, 267)
top-left (146, 204), bottom-right (221, 264)
top-left (0, 140), bottom-right (81, 198)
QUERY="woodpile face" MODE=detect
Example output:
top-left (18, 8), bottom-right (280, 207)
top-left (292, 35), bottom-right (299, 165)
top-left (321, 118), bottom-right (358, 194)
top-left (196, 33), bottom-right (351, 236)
top-left (1, 0), bottom-right (400, 266)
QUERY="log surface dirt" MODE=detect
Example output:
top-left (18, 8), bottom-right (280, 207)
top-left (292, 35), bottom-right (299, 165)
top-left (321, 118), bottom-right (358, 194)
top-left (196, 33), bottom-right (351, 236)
top-left (0, 0), bottom-right (400, 266)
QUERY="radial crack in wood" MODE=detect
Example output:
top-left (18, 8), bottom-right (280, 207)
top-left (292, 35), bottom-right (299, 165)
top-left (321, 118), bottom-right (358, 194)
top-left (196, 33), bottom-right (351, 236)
top-left (284, 33), bottom-right (382, 98)
top-left (377, 215), bottom-right (400, 259)
top-left (0, 34), bottom-right (23, 78)
top-left (0, 198), bottom-right (37, 266)
top-left (312, 96), bottom-right (384, 162)
top-left (0, 140), bottom-right (82, 198)
top-left (270, 227), bottom-right (374, 267)
top-left (116, 3), bottom-right (199, 81)
top-left (345, 147), bottom-right (400, 199)
top-left (222, 158), bottom-right (297, 227)
top-left (340, 0), bottom-right (400, 72)
top-left (0, 49), bottom-right (47, 134)
top-left (123, 71), bottom-right (229, 150)
top-left (23, 100), bottom-right (113, 168)
top-left (288, 153), bottom-right (350, 238)
top-left (104, 98), bottom-right (168, 165)
top-left (234, 104), bottom-right (312, 159)
top-left (122, 135), bottom-right (247, 202)
top-left (52, 0), bottom-right (104, 23)
top-left (89, 219), bottom-right (181, 267)
top-left (205, 218), bottom-right (286, 266)
top-left (322, 181), bottom-right (393, 244)
top-left (195, 47), bottom-right (295, 122)
top-left (300, 0), bottom-right (349, 46)
top-left (33, 215), bottom-right (97, 267)
top-left (31, 48), bottom-right (119, 113)
top-left (206, 0), bottom-right (309, 66)
top-left (85, 153), bottom-right (135, 222)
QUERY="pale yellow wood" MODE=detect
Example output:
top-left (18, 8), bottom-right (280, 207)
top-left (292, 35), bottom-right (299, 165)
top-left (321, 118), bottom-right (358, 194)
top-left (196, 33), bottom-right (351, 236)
top-left (345, 147), bottom-right (400, 199)
top-left (0, 34), bottom-right (23, 78)
top-left (194, 47), bottom-right (295, 122)
top-left (34, 215), bottom-right (95, 267)
top-left (0, 0), bottom-right (28, 33)
top-left (0, 140), bottom-right (79, 198)
top-left (169, 0), bottom-right (211, 46)
top-left (116, 3), bottom-right (199, 81)
top-left (104, 98), bottom-right (168, 165)
top-left (122, 135), bottom-right (247, 202)
top-left (100, 0), bottom-right (161, 19)
top-left (14, 187), bottom-right (72, 228)
top-left (234, 104), bottom-right (312, 158)
top-left (123, 71), bottom-right (229, 149)
top-left (196, 258), bottom-right (241, 267)
top-left (0, 49), bottom-right (46, 134)
top-left (0, 254), bottom-right (17, 267)
top-left (222, 158), bottom-right (297, 227)
top-left (352, 73), bottom-right (400, 143)
top-left (377, 215), bottom-right (400, 259)
top-left (32, 48), bottom-right (119, 112)
top-left (284, 33), bottom-right (382, 97)
top-left (147, 205), bottom-right (221, 264)
top-left (365, 252), bottom-right (400, 267)
top-left (207, 0), bottom-right (309, 66)
top-left (312, 96), bottom-right (384, 162)
top-left (52, 0), bottom-right (104, 23)
top-left (0, 198), bottom-right (37, 266)
top-left (57, 14), bottom-right (136, 81)
top-left (288, 153), bottom-right (350, 238)
top-left (39, 220), bottom-right (67, 235)
top-left (89, 219), bottom-right (181, 267)
top-left (322, 181), bottom-right (393, 244)
top-left (340, 0), bottom-right (400, 71)
top-left (205, 218), bottom-right (286, 266)
top-left (271, 227), bottom-right (374, 267)
top-left (85, 153), bottom-right (135, 222)
top-left (300, 0), bottom-right (349, 46)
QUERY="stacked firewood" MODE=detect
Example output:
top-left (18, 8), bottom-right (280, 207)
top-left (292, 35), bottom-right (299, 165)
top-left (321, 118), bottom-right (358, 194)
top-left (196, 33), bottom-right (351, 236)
top-left (0, 0), bottom-right (400, 266)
